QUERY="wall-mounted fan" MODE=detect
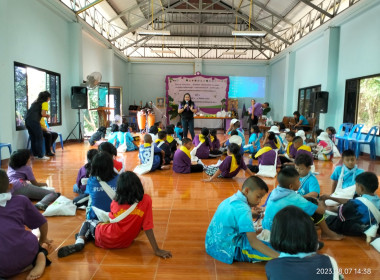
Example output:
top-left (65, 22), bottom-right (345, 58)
top-left (84, 72), bottom-right (102, 89)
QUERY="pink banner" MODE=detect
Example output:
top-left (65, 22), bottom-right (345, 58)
top-left (166, 74), bottom-right (229, 118)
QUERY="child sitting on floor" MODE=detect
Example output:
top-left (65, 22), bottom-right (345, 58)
top-left (165, 125), bottom-right (178, 159)
top-left (205, 176), bottom-right (279, 264)
top-left (283, 136), bottom-right (314, 170)
top-left (193, 127), bottom-right (211, 159)
top-left (174, 121), bottom-right (183, 140)
top-left (246, 125), bottom-right (262, 154)
top-left (263, 131), bottom-right (281, 151)
top-left (89, 126), bottom-right (107, 146)
top-left (279, 131), bottom-right (296, 165)
top-left (155, 131), bottom-right (171, 165)
top-left (204, 143), bottom-right (254, 182)
top-left (312, 132), bottom-right (334, 161)
top-left (173, 138), bottom-right (204, 174)
top-left (155, 121), bottom-right (164, 132)
top-left (322, 172), bottom-right (380, 239)
top-left (98, 142), bottom-right (125, 174)
top-left (117, 123), bottom-right (138, 151)
top-left (227, 119), bottom-right (245, 146)
top-left (0, 169), bottom-right (52, 279)
top-left (265, 206), bottom-right (342, 280)
top-left (247, 143), bottom-right (280, 173)
top-left (139, 134), bottom-right (170, 172)
top-left (209, 129), bottom-right (222, 157)
top-left (107, 124), bottom-right (119, 147)
top-left (295, 154), bottom-right (320, 198)
top-left (326, 126), bottom-right (337, 143)
top-left (85, 152), bottom-right (119, 220)
top-left (325, 149), bottom-right (364, 207)
top-left (58, 171), bottom-right (172, 259)
top-left (259, 167), bottom-right (343, 242)
top-left (7, 149), bottom-right (60, 210)
top-left (149, 125), bottom-right (159, 142)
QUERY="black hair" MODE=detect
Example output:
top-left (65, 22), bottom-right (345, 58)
top-left (251, 125), bottom-right (260, 135)
top-left (228, 143), bottom-right (242, 167)
top-left (181, 93), bottom-right (194, 107)
top-left (166, 125), bottom-right (174, 135)
top-left (242, 176), bottom-right (269, 192)
top-left (110, 124), bottom-right (119, 133)
top-left (293, 111), bottom-right (301, 118)
top-left (158, 130), bottom-right (167, 140)
top-left (278, 167), bottom-right (299, 189)
top-left (292, 136), bottom-right (303, 144)
top-left (36, 91), bottom-right (51, 103)
top-left (210, 129), bottom-right (217, 138)
top-left (115, 171), bottom-right (144, 205)
top-left (355, 172), bottom-right (379, 193)
top-left (326, 126), bottom-right (336, 134)
top-left (144, 133), bottom-right (152, 143)
top-left (149, 126), bottom-right (158, 135)
top-left (182, 137), bottom-right (192, 145)
top-left (230, 129), bottom-right (239, 136)
top-left (119, 123), bottom-right (129, 132)
top-left (98, 142), bottom-right (117, 157)
top-left (0, 169), bottom-right (9, 194)
top-left (90, 152), bottom-right (117, 181)
top-left (286, 131), bottom-right (296, 138)
top-left (201, 127), bottom-right (210, 147)
top-left (98, 126), bottom-right (107, 133)
top-left (270, 206), bottom-right (318, 254)
top-left (295, 153), bottom-right (313, 167)
top-left (233, 121), bottom-right (240, 129)
top-left (85, 149), bottom-right (99, 177)
top-left (315, 129), bottom-right (323, 137)
top-left (342, 149), bottom-right (355, 158)
top-left (268, 132), bottom-right (278, 144)
top-left (154, 121), bottom-right (161, 127)
top-left (278, 122), bottom-right (286, 131)
top-left (264, 102), bottom-right (270, 107)
top-left (9, 149), bottom-right (31, 170)
top-left (176, 122), bottom-right (182, 127)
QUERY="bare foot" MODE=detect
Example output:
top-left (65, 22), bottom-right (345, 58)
top-left (26, 252), bottom-right (46, 280)
top-left (161, 165), bottom-right (171, 170)
top-left (321, 233), bottom-right (344, 241)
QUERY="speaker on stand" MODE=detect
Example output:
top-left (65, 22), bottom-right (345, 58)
top-left (66, 86), bottom-right (88, 142)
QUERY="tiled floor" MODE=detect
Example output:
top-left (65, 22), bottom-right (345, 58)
top-left (3, 135), bottom-right (380, 280)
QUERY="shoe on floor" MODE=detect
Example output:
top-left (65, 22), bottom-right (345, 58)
top-left (35, 156), bottom-right (50, 160)
top-left (46, 152), bottom-right (55, 156)
top-left (58, 244), bottom-right (84, 258)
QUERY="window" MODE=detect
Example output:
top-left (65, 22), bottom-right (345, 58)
top-left (14, 62), bottom-right (61, 130)
top-left (298, 85), bottom-right (321, 118)
top-left (344, 74), bottom-right (380, 134)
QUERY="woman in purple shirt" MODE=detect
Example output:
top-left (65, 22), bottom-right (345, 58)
top-left (178, 93), bottom-right (197, 140)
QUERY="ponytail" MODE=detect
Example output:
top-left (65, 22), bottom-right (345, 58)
top-left (201, 127), bottom-right (210, 147)
top-left (229, 143), bottom-right (241, 165)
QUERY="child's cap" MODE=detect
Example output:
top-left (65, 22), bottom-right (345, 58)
top-left (317, 132), bottom-right (330, 143)
top-left (229, 135), bottom-right (242, 146)
top-left (268, 126), bottom-right (280, 134)
top-left (295, 130), bottom-right (306, 141)
top-left (230, 119), bottom-right (239, 125)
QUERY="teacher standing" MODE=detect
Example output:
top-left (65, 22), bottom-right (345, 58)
top-left (178, 93), bottom-right (197, 140)
top-left (248, 99), bottom-right (269, 132)
top-left (25, 91), bottom-right (51, 160)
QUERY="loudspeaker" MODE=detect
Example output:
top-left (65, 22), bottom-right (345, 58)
top-left (315, 91), bottom-right (329, 113)
top-left (71, 86), bottom-right (88, 109)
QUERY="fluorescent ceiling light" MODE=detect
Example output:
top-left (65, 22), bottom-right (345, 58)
top-left (222, 51), bottom-right (247, 55)
top-left (138, 30), bottom-right (170, 36)
top-left (232, 30), bottom-right (266, 37)
top-left (151, 49), bottom-right (176, 54)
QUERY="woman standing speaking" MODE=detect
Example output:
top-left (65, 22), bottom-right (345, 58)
top-left (178, 93), bottom-right (197, 140)
top-left (25, 91), bottom-right (51, 160)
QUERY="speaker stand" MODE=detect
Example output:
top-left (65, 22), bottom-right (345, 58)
top-left (66, 109), bottom-right (83, 142)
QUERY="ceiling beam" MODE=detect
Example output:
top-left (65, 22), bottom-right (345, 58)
top-left (253, 1), bottom-right (292, 25)
top-left (120, 35), bottom-right (155, 51)
top-left (111, 0), bottom-right (184, 41)
top-left (75, 0), bottom-right (105, 15)
top-left (299, 0), bottom-right (333, 18)
top-left (109, 0), bottom-right (150, 23)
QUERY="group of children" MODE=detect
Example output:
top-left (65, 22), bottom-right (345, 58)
top-left (1, 117), bottom-right (379, 280)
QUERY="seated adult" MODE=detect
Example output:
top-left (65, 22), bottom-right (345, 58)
top-left (41, 117), bottom-right (58, 156)
top-left (292, 111), bottom-right (310, 131)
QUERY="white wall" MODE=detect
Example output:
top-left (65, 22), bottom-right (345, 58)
top-left (267, 57), bottom-right (286, 121)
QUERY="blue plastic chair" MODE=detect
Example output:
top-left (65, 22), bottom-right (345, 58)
top-left (0, 142), bottom-right (12, 163)
top-left (335, 123), bottom-right (354, 152)
top-left (351, 126), bottom-right (378, 159)
top-left (44, 119), bottom-right (64, 152)
top-left (344, 123), bottom-right (364, 150)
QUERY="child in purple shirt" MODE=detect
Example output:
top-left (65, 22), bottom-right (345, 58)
top-left (204, 143), bottom-right (254, 182)
top-left (209, 129), bottom-right (222, 157)
top-left (173, 138), bottom-right (204, 173)
top-left (247, 143), bottom-right (280, 173)
top-left (193, 127), bottom-right (211, 159)
top-left (0, 169), bottom-right (52, 279)
top-left (7, 149), bottom-right (59, 210)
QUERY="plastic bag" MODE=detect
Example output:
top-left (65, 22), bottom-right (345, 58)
top-left (43, 196), bottom-right (76, 216)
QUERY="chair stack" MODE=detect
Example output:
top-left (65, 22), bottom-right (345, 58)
top-left (0, 141), bottom-right (12, 163)
top-left (350, 126), bottom-right (378, 159)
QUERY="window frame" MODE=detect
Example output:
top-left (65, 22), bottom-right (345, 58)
top-left (297, 84), bottom-right (321, 118)
top-left (14, 61), bottom-right (62, 131)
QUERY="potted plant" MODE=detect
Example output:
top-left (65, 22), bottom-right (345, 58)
top-left (167, 95), bottom-right (180, 123)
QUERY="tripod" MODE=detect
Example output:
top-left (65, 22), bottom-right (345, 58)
top-left (66, 109), bottom-right (83, 142)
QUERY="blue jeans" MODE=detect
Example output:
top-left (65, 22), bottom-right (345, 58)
top-left (182, 118), bottom-right (195, 140)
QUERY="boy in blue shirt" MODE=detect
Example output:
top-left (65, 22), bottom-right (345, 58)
top-left (174, 122), bottom-right (183, 140)
top-left (294, 154), bottom-right (320, 198)
top-left (260, 168), bottom-right (343, 242)
top-left (322, 172), bottom-right (380, 238)
top-left (139, 134), bottom-right (170, 172)
top-left (205, 176), bottom-right (279, 264)
top-left (325, 149), bottom-right (364, 207)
